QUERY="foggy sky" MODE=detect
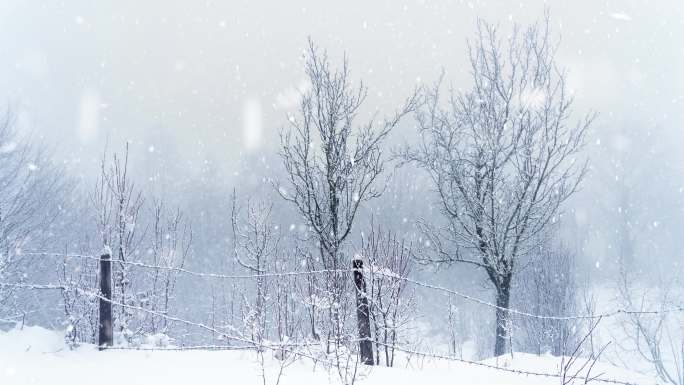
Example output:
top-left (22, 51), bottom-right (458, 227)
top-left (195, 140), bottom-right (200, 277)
top-left (1, 0), bottom-right (683, 272)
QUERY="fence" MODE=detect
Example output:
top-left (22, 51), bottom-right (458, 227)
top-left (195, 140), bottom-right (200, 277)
top-left (2, 250), bottom-right (682, 385)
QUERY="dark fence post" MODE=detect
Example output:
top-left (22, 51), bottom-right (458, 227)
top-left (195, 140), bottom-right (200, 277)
top-left (98, 253), bottom-right (113, 350)
top-left (353, 257), bottom-right (374, 365)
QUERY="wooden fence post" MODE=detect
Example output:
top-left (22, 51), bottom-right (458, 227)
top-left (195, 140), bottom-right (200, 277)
top-left (98, 253), bottom-right (113, 349)
top-left (353, 257), bottom-right (374, 365)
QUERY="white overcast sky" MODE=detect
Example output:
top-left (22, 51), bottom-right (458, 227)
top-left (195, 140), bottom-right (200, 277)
top-left (0, 0), bottom-right (682, 178)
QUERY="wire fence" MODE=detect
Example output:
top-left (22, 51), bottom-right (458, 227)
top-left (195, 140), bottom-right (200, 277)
top-left (15, 251), bottom-right (684, 320)
top-left (2, 249), bottom-right (676, 385)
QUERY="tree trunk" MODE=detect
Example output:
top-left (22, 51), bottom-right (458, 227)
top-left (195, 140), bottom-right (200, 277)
top-left (494, 283), bottom-right (511, 356)
top-left (353, 258), bottom-right (374, 365)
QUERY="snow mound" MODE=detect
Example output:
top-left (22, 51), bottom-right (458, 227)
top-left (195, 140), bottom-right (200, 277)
top-left (0, 326), bottom-right (67, 354)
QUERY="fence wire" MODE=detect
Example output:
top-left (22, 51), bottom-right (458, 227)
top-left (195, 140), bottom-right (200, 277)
top-left (16, 251), bottom-right (684, 320)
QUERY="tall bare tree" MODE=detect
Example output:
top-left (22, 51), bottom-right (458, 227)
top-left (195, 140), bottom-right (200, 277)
top-left (277, 40), bottom-right (416, 350)
top-left (404, 17), bottom-right (593, 356)
top-left (145, 199), bottom-right (192, 335)
top-left (92, 144), bottom-right (145, 341)
top-left (231, 191), bottom-right (280, 345)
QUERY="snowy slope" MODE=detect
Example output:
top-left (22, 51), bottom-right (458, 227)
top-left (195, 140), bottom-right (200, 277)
top-left (0, 327), bottom-right (658, 385)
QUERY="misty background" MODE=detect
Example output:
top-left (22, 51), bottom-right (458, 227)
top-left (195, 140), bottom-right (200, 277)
top-left (1, 0), bottom-right (683, 295)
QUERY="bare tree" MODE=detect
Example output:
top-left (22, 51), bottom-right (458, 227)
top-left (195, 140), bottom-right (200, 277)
top-left (0, 112), bottom-right (67, 316)
top-left (559, 317), bottom-right (610, 385)
top-left (513, 241), bottom-right (578, 356)
top-left (92, 144), bottom-right (145, 342)
top-left (618, 264), bottom-right (684, 385)
top-left (361, 223), bottom-right (415, 366)
top-left (277, 39), bottom-right (416, 350)
top-left (404, 16), bottom-right (593, 356)
top-left (59, 251), bottom-right (99, 348)
top-left (231, 191), bottom-right (280, 345)
top-left (294, 243), bottom-right (324, 342)
top-left (144, 199), bottom-right (192, 336)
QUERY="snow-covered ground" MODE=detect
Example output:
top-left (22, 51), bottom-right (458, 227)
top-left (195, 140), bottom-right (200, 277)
top-left (0, 326), bottom-right (658, 385)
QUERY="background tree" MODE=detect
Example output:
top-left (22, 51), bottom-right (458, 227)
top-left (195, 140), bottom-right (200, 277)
top-left (405, 16), bottom-right (593, 356)
top-left (0, 112), bottom-right (67, 317)
top-left (512, 241), bottom-right (578, 356)
top-left (277, 39), bottom-right (416, 350)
